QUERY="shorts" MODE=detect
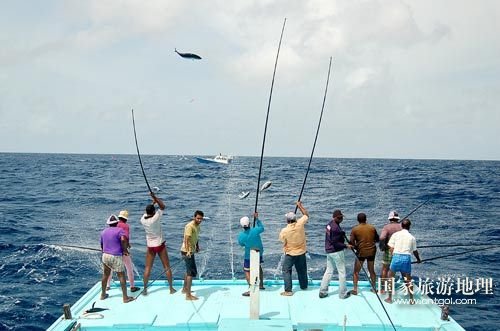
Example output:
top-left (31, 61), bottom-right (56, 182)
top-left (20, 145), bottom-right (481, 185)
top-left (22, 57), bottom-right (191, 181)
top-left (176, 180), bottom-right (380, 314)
top-left (390, 253), bottom-right (411, 274)
top-left (243, 256), bottom-right (263, 272)
top-left (181, 251), bottom-right (198, 277)
top-left (358, 255), bottom-right (375, 262)
top-left (102, 253), bottom-right (124, 272)
top-left (382, 249), bottom-right (393, 265)
top-left (148, 242), bottom-right (166, 254)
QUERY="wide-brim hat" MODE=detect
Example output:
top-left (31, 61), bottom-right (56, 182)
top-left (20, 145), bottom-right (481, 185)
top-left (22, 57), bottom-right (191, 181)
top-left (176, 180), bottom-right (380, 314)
top-left (118, 210), bottom-right (129, 220)
top-left (388, 210), bottom-right (400, 220)
top-left (107, 214), bottom-right (119, 225)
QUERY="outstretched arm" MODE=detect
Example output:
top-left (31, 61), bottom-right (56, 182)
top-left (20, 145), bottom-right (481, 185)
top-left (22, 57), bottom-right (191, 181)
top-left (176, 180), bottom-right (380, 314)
top-left (296, 201), bottom-right (309, 217)
top-left (151, 193), bottom-right (166, 210)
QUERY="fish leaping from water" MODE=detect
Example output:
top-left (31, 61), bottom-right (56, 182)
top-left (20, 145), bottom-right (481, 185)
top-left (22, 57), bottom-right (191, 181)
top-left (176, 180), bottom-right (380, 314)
top-left (239, 191), bottom-right (250, 199)
top-left (175, 48), bottom-right (202, 60)
top-left (260, 181), bottom-right (272, 192)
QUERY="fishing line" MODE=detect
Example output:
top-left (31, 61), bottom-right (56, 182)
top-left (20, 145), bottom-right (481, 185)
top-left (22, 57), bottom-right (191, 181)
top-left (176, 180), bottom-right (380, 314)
top-left (131, 109), bottom-right (153, 194)
top-left (412, 245), bottom-right (500, 264)
top-left (294, 56), bottom-right (332, 213)
top-left (134, 259), bottom-right (183, 300)
top-left (50, 244), bottom-right (101, 252)
top-left (253, 18), bottom-right (286, 227)
top-left (344, 234), bottom-right (397, 331)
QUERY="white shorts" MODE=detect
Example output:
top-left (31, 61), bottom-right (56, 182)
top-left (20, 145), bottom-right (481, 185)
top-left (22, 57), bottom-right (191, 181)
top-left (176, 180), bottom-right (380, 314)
top-left (102, 253), bottom-right (125, 272)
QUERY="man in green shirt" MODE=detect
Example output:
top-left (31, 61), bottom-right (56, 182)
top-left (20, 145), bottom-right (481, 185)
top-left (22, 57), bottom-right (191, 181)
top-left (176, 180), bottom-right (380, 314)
top-left (181, 210), bottom-right (204, 300)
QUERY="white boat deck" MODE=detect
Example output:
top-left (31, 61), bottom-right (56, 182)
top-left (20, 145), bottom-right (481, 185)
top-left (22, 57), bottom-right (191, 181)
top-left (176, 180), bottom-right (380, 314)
top-left (47, 279), bottom-right (465, 331)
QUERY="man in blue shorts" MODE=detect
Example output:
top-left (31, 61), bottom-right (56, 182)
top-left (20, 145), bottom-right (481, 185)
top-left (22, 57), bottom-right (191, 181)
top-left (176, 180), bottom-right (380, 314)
top-left (385, 219), bottom-right (421, 304)
top-left (238, 212), bottom-right (265, 296)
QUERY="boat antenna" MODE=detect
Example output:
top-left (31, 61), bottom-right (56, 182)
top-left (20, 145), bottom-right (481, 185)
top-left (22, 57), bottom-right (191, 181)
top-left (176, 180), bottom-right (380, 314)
top-left (294, 56), bottom-right (332, 213)
top-left (131, 109), bottom-right (153, 194)
top-left (253, 18), bottom-right (286, 227)
top-left (412, 245), bottom-right (500, 264)
top-left (343, 235), bottom-right (397, 331)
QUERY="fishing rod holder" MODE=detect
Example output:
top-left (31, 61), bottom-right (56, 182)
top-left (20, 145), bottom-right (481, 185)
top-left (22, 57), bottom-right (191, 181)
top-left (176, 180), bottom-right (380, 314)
top-left (63, 303), bottom-right (72, 319)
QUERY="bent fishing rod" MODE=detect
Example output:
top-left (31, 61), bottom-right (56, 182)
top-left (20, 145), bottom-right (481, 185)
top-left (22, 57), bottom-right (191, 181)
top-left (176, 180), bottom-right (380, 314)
top-left (131, 109), bottom-right (153, 194)
top-left (253, 18), bottom-right (286, 227)
top-left (412, 245), bottom-right (500, 264)
top-left (343, 234), bottom-right (397, 331)
top-left (294, 57), bottom-right (332, 213)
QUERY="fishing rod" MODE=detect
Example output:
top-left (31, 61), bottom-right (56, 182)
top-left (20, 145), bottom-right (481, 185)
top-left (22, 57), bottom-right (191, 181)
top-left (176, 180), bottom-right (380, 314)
top-left (131, 109), bottom-right (153, 194)
top-left (294, 57), bottom-right (332, 213)
top-left (253, 18), bottom-right (287, 227)
top-left (418, 243), bottom-right (498, 249)
top-left (399, 198), bottom-right (430, 222)
top-left (50, 244), bottom-right (101, 252)
top-left (343, 234), bottom-right (397, 331)
top-left (412, 245), bottom-right (500, 264)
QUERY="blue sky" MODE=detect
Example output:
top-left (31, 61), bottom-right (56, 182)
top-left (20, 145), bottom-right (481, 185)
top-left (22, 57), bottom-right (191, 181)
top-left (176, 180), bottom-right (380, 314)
top-left (1, 0), bottom-right (499, 160)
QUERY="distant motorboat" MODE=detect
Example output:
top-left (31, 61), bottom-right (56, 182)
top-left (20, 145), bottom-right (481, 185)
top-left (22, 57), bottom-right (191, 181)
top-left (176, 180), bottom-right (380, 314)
top-left (195, 154), bottom-right (233, 165)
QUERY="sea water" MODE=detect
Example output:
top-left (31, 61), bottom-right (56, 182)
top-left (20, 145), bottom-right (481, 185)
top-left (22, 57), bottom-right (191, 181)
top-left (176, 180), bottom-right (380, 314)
top-left (0, 153), bottom-right (498, 330)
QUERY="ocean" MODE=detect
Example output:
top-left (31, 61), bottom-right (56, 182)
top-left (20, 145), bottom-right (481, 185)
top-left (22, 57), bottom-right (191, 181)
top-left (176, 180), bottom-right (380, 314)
top-left (0, 153), bottom-right (498, 330)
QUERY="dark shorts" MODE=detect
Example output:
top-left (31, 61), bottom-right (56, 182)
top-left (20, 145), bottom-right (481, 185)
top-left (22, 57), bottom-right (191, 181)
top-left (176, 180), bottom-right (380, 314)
top-left (181, 252), bottom-right (198, 277)
top-left (358, 255), bottom-right (375, 262)
top-left (147, 242), bottom-right (166, 254)
top-left (243, 257), bottom-right (263, 272)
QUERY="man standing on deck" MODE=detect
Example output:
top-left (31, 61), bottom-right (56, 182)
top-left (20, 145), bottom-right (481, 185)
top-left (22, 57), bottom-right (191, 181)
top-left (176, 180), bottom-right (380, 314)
top-left (349, 212), bottom-right (379, 295)
top-left (107, 210), bottom-right (140, 293)
top-left (279, 201), bottom-right (309, 296)
top-left (379, 210), bottom-right (402, 292)
top-left (100, 215), bottom-right (134, 303)
top-left (181, 210), bottom-right (204, 300)
top-left (238, 212), bottom-right (265, 296)
top-left (140, 193), bottom-right (176, 295)
top-left (319, 209), bottom-right (353, 299)
top-left (385, 219), bottom-right (421, 304)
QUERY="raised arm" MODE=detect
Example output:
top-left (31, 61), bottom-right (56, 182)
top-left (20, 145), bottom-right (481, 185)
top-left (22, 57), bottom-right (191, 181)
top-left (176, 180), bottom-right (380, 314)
top-left (151, 193), bottom-right (165, 210)
top-left (296, 201), bottom-right (309, 217)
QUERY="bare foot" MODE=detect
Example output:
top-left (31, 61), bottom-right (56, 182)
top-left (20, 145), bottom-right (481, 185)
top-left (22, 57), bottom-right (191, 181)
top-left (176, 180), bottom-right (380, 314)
top-left (409, 298), bottom-right (415, 305)
top-left (182, 289), bottom-right (193, 294)
top-left (384, 297), bottom-right (392, 304)
top-left (380, 289), bottom-right (386, 294)
top-left (280, 291), bottom-right (293, 296)
top-left (349, 290), bottom-right (358, 296)
top-left (186, 294), bottom-right (199, 301)
top-left (100, 293), bottom-right (109, 300)
top-left (123, 296), bottom-right (135, 303)
top-left (170, 288), bottom-right (177, 294)
top-left (142, 288), bottom-right (148, 296)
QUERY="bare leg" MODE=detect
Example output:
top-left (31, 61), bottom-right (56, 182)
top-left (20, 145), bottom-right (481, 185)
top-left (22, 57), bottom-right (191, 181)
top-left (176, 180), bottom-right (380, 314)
top-left (117, 271), bottom-right (134, 303)
top-left (352, 259), bottom-right (362, 295)
top-left (385, 270), bottom-right (394, 303)
top-left (380, 264), bottom-right (389, 293)
top-left (142, 249), bottom-right (155, 295)
top-left (101, 264), bottom-right (112, 300)
top-left (259, 266), bottom-right (265, 289)
top-left (367, 260), bottom-right (377, 292)
top-left (184, 274), bottom-right (198, 300)
top-left (159, 248), bottom-right (176, 293)
top-left (403, 273), bottom-right (415, 304)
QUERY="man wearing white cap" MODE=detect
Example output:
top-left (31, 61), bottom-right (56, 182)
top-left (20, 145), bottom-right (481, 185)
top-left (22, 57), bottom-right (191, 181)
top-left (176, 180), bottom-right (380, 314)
top-left (100, 215), bottom-right (134, 303)
top-left (279, 201), bottom-right (309, 296)
top-left (106, 210), bottom-right (140, 293)
top-left (238, 212), bottom-right (265, 296)
top-left (379, 210), bottom-right (402, 288)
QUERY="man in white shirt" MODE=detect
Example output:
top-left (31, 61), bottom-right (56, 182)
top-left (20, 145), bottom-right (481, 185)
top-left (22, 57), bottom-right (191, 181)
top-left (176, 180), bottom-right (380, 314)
top-left (385, 219), bottom-right (421, 304)
top-left (140, 193), bottom-right (176, 295)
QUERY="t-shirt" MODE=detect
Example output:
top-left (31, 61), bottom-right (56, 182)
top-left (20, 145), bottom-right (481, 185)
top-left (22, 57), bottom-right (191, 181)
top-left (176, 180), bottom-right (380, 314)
top-left (238, 219), bottom-right (264, 259)
top-left (181, 220), bottom-right (200, 253)
top-left (100, 227), bottom-right (125, 256)
top-left (140, 209), bottom-right (164, 247)
top-left (279, 215), bottom-right (309, 256)
top-left (350, 223), bottom-right (379, 257)
top-left (388, 229), bottom-right (417, 255)
top-left (117, 221), bottom-right (130, 239)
